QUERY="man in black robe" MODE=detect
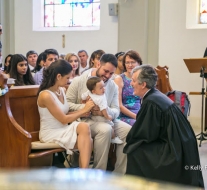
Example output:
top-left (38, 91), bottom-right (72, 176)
top-left (123, 65), bottom-right (204, 188)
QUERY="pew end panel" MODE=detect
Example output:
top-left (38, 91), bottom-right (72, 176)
top-left (8, 86), bottom-right (40, 141)
top-left (0, 91), bottom-right (32, 168)
top-left (0, 85), bottom-right (67, 168)
top-left (155, 65), bottom-right (173, 93)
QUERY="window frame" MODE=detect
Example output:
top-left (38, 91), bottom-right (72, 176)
top-left (186, 0), bottom-right (207, 29)
top-left (33, 0), bottom-right (100, 31)
top-left (200, 0), bottom-right (207, 24)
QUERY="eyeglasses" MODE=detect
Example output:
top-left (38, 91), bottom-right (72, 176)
top-left (125, 61), bottom-right (137, 65)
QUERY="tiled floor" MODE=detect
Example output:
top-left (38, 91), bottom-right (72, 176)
top-left (193, 126), bottom-right (207, 188)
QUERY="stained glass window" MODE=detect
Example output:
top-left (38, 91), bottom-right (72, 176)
top-left (44, 0), bottom-right (100, 27)
top-left (200, 0), bottom-right (207, 23)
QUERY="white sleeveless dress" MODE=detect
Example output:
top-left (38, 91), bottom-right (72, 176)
top-left (38, 88), bottom-right (79, 154)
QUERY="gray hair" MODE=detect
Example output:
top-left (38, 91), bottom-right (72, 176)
top-left (132, 64), bottom-right (158, 89)
top-left (78, 50), bottom-right (88, 56)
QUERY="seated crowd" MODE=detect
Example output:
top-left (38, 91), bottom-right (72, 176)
top-left (0, 48), bottom-right (204, 188)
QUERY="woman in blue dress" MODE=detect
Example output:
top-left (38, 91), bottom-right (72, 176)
top-left (114, 50), bottom-right (142, 126)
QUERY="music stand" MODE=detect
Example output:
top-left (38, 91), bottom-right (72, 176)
top-left (184, 58), bottom-right (207, 146)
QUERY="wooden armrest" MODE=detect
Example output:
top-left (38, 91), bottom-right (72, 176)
top-left (5, 93), bottom-right (31, 139)
top-left (29, 148), bottom-right (66, 159)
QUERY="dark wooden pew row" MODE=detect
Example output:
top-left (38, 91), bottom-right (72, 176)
top-left (0, 83), bottom-right (66, 168)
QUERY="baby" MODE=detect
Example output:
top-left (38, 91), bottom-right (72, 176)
top-left (81, 76), bottom-right (123, 144)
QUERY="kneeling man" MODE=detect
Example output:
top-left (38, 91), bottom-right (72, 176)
top-left (123, 65), bottom-right (204, 188)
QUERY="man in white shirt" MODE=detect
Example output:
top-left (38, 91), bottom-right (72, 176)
top-left (33, 49), bottom-right (59, 85)
top-left (26, 50), bottom-right (38, 71)
top-left (78, 50), bottom-right (89, 75)
top-left (66, 54), bottom-right (131, 174)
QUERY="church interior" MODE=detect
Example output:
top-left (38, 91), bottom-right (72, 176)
top-left (0, 0), bottom-right (207, 189)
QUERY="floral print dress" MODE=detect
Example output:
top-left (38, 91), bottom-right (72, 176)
top-left (118, 73), bottom-right (141, 126)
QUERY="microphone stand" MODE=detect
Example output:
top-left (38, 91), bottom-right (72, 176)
top-left (196, 66), bottom-right (207, 146)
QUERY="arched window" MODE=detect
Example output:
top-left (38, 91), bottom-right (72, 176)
top-left (44, 0), bottom-right (100, 27)
top-left (200, 0), bottom-right (207, 23)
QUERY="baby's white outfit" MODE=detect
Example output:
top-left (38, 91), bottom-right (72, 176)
top-left (81, 90), bottom-right (114, 126)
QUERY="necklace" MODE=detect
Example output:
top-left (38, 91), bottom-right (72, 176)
top-left (55, 88), bottom-right (61, 96)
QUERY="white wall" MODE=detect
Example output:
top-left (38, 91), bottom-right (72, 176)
top-left (118, 0), bottom-right (148, 62)
top-left (118, 0), bottom-right (160, 66)
top-left (3, 0), bottom-right (15, 54)
top-left (3, 0), bottom-right (118, 58)
top-left (159, 0), bottom-right (207, 127)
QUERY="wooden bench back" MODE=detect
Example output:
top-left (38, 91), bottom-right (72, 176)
top-left (155, 65), bottom-right (173, 94)
top-left (9, 85), bottom-right (40, 141)
top-left (0, 84), bottom-right (67, 168)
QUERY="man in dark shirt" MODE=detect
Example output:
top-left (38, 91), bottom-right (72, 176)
top-left (124, 64), bottom-right (204, 188)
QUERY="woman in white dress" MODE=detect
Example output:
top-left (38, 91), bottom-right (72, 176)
top-left (37, 59), bottom-right (95, 168)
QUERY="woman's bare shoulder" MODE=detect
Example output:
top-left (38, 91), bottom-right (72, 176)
top-left (38, 90), bottom-right (54, 107)
top-left (114, 75), bottom-right (123, 86)
top-left (38, 90), bottom-right (54, 102)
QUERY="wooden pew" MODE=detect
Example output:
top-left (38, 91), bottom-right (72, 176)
top-left (0, 83), bottom-right (66, 168)
top-left (155, 65), bottom-right (173, 93)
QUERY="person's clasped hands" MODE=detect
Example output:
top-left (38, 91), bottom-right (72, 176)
top-left (86, 95), bottom-right (104, 117)
top-left (82, 99), bottom-right (95, 117)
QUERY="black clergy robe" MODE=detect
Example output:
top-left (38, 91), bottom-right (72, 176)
top-left (123, 88), bottom-right (204, 188)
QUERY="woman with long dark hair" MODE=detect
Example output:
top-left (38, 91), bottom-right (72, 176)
top-left (37, 59), bottom-right (95, 168)
top-left (31, 52), bottom-right (45, 75)
top-left (89, 49), bottom-right (105, 68)
top-left (9, 54), bottom-right (35, 86)
top-left (114, 52), bottom-right (125, 75)
top-left (3, 54), bottom-right (12, 74)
